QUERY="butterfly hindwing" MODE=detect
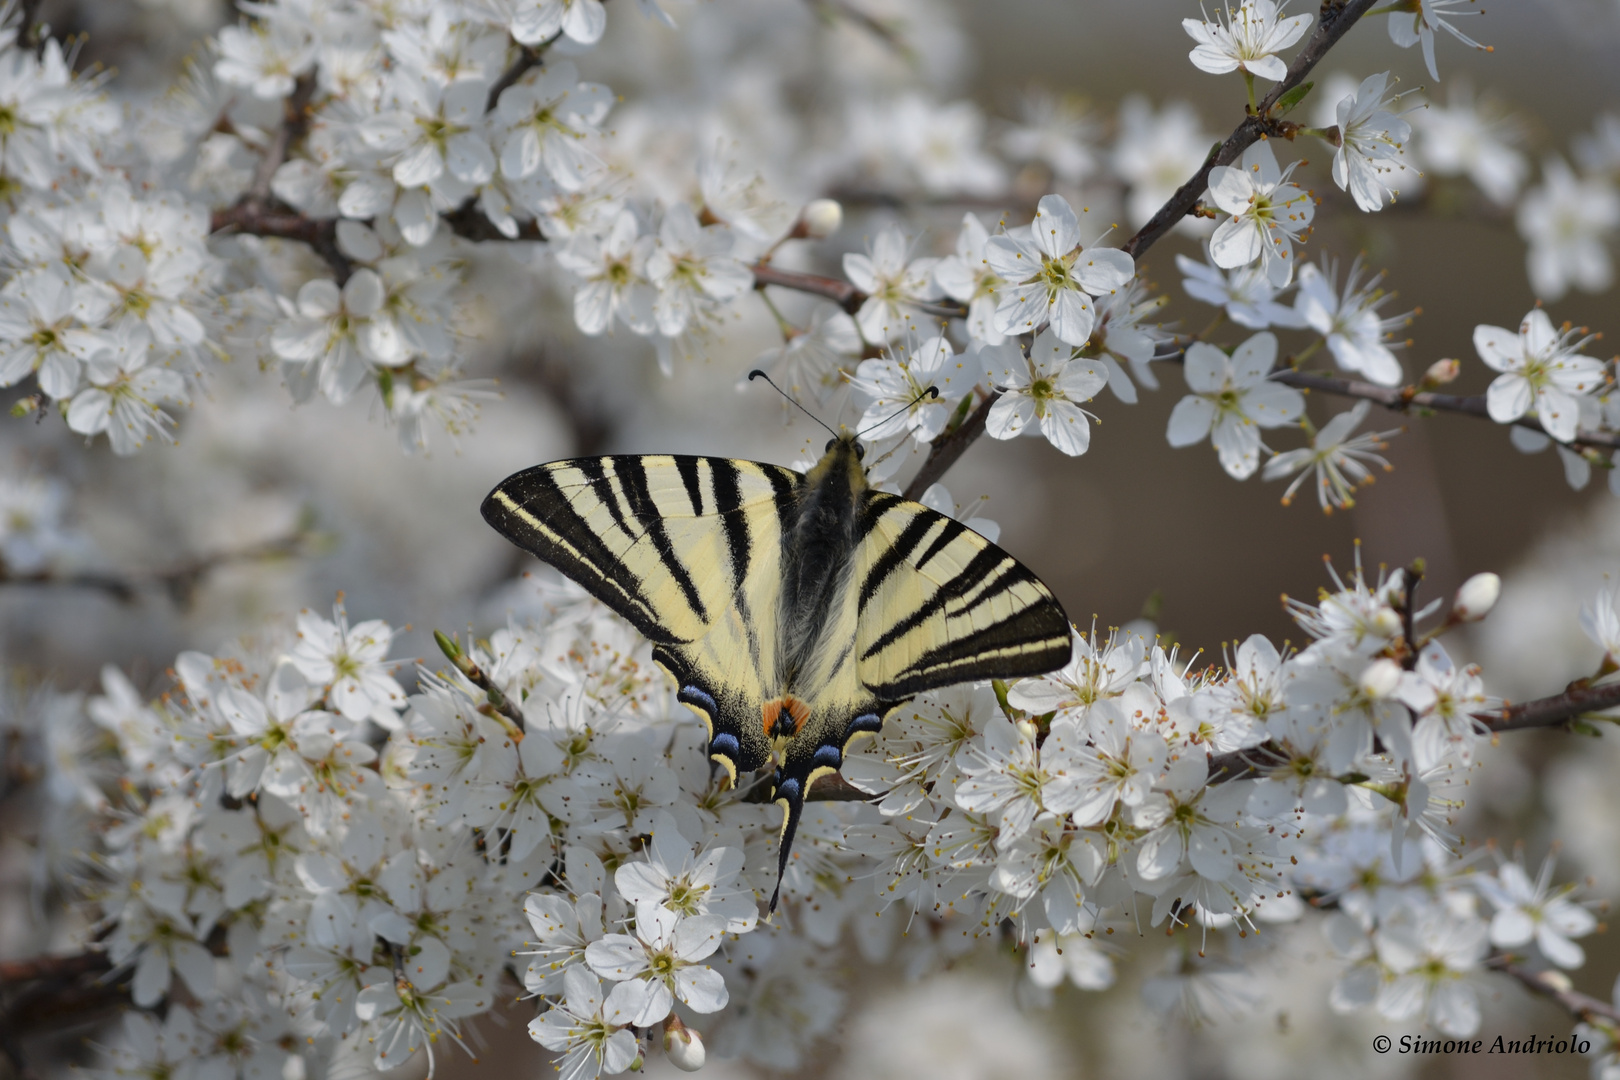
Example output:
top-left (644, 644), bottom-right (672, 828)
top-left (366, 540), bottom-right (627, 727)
top-left (854, 493), bottom-right (1072, 699)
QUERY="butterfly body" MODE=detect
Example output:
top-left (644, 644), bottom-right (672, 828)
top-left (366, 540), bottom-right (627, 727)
top-left (481, 434), bottom-right (1071, 908)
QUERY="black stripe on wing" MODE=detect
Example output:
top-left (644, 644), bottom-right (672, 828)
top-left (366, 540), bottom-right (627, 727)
top-left (482, 462), bottom-right (673, 642)
top-left (873, 606), bottom-right (1072, 698)
top-left (860, 545), bottom-right (1012, 659)
top-left (858, 510), bottom-right (940, 612)
top-left (612, 457), bottom-right (709, 624)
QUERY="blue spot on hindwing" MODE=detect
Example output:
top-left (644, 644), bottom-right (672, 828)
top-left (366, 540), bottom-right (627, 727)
top-left (811, 744), bottom-right (842, 770)
top-left (847, 712), bottom-right (883, 737)
top-left (679, 685), bottom-right (718, 714)
top-left (776, 777), bottom-right (802, 803)
top-left (710, 732), bottom-right (740, 759)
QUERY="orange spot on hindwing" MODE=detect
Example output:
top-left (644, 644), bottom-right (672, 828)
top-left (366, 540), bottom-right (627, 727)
top-left (763, 696), bottom-right (811, 740)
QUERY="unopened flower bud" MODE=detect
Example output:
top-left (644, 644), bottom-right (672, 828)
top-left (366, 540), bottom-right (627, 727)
top-left (801, 198), bottom-right (842, 239)
top-left (1016, 719), bottom-right (1040, 742)
top-left (1453, 572), bottom-right (1500, 622)
top-left (1359, 658), bottom-right (1402, 699)
top-left (1371, 608), bottom-right (1403, 639)
top-left (664, 1018), bottom-right (705, 1072)
top-left (1422, 358), bottom-right (1461, 387)
top-left (1541, 970), bottom-right (1574, 993)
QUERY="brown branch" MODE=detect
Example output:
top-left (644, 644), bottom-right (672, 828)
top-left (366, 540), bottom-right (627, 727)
top-left (0, 953), bottom-right (109, 985)
top-left (750, 262), bottom-right (861, 312)
top-left (1119, 0), bottom-right (1381, 260)
top-left (1271, 369), bottom-right (1620, 451)
top-left (248, 74), bottom-right (317, 203)
top-left (487, 45), bottom-right (543, 113)
top-left (1480, 679), bottom-right (1620, 732)
top-left (902, 392), bottom-right (999, 501)
top-left (1492, 959), bottom-right (1620, 1026)
top-left (211, 204), bottom-right (350, 282)
top-left (0, 949), bottom-right (118, 1074)
top-left (1207, 677), bottom-right (1620, 781)
top-left (0, 528), bottom-right (318, 607)
top-left (748, 262), bottom-right (965, 322)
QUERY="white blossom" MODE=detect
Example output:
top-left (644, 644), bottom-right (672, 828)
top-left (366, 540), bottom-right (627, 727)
top-left (1387, 0), bottom-right (1490, 82)
top-left (983, 328), bottom-right (1106, 456)
top-left (1167, 332), bottom-right (1305, 479)
top-left (1517, 157), bottom-right (1620, 301)
top-left (985, 194), bottom-right (1134, 346)
top-left (1206, 140), bottom-right (1316, 287)
top-left (1331, 71), bottom-right (1415, 212)
top-left (1183, 0), bottom-right (1312, 82)
top-left (1263, 401), bottom-right (1399, 512)
top-left (1473, 307), bottom-right (1605, 443)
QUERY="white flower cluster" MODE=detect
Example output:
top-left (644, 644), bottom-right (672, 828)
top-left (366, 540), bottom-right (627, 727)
top-left (12, 544), bottom-right (1606, 1079)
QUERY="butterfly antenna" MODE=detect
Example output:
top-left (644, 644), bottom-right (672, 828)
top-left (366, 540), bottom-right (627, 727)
top-left (856, 383), bottom-right (940, 440)
top-left (748, 369), bottom-right (839, 439)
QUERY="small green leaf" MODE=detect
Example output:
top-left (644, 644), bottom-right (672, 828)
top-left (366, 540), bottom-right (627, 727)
top-left (1274, 81), bottom-right (1314, 117)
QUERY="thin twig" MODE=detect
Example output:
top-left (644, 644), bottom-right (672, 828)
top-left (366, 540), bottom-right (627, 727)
top-left (1492, 958), bottom-right (1620, 1025)
top-left (1120, 0), bottom-right (1381, 260)
top-left (902, 392), bottom-right (999, 501)
top-left (211, 202), bottom-right (351, 282)
top-left (486, 44), bottom-right (543, 113)
top-left (433, 630), bottom-right (527, 734)
top-left (0, 528), bottom-right (317, 607)
top-left (1396, 559), bottom-right (1424, 671)
top-left (1271, 369), bottom-right (1620, 452)
top-left (1480, 679), bottom-right (1620, 733)
top-left (748, 262), bottom-right (966, 322)
top-left (1207, 675), bottom-right (1620, 780)
top-left (248, 74), bottom-right (317, 203)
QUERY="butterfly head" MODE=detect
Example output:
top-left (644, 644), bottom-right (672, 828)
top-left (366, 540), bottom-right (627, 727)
top-left (822, 435), bottom-right (865, 461)
top-left (804, 431), bottom-right (871, 494)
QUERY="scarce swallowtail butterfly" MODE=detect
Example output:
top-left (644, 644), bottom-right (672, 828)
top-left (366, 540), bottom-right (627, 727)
top-left (481, 399), bottom-right (1072, 910)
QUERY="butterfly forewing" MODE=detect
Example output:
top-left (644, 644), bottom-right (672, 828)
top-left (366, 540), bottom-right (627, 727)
top-left (482, 455), bottom-right (796, 644)
top-left (854, 494), bottom-right (1072, 699)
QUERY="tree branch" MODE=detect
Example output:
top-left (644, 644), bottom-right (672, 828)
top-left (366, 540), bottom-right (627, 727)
top-left (211, 204), bottom-right (350, 282)
top-left (1480, 679), bottom-right (1620, 733)
top-left (0, 527), bottom-right (319, 607)
top-left (487, 45), bottom-right (543, 113)
top-left (1208, 675), bottom-right (1620, 781)
top-left (1271, 369), bottom-right (1620, 451)
top-left (1492, 958), bottom-right (1620, 1026)
top-left (1120, 0), bottom-right (1381, 260)
top-left (749, 262), bottom-right (860, 312)
top-left (902, 392), bottom-right (998, 501)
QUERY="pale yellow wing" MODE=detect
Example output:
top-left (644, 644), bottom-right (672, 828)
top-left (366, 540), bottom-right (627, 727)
top-left (853, 493), bottom-right (1071, 699)
top-left (482, 455), bottom-right (795, 775)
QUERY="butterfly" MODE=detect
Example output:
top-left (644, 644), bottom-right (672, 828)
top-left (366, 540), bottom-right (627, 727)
top-left (481, 429), bottom-right (1071, 909)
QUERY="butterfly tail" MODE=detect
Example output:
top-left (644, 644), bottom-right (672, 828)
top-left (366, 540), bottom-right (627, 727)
top-left (768, 771), bottom-right (807, 913)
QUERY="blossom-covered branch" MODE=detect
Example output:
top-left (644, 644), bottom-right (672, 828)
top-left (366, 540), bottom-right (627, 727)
top-left (1272, 369), bottom-right (1620, 451)
top-left (1121, 0), bottom-right (1382, 259)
